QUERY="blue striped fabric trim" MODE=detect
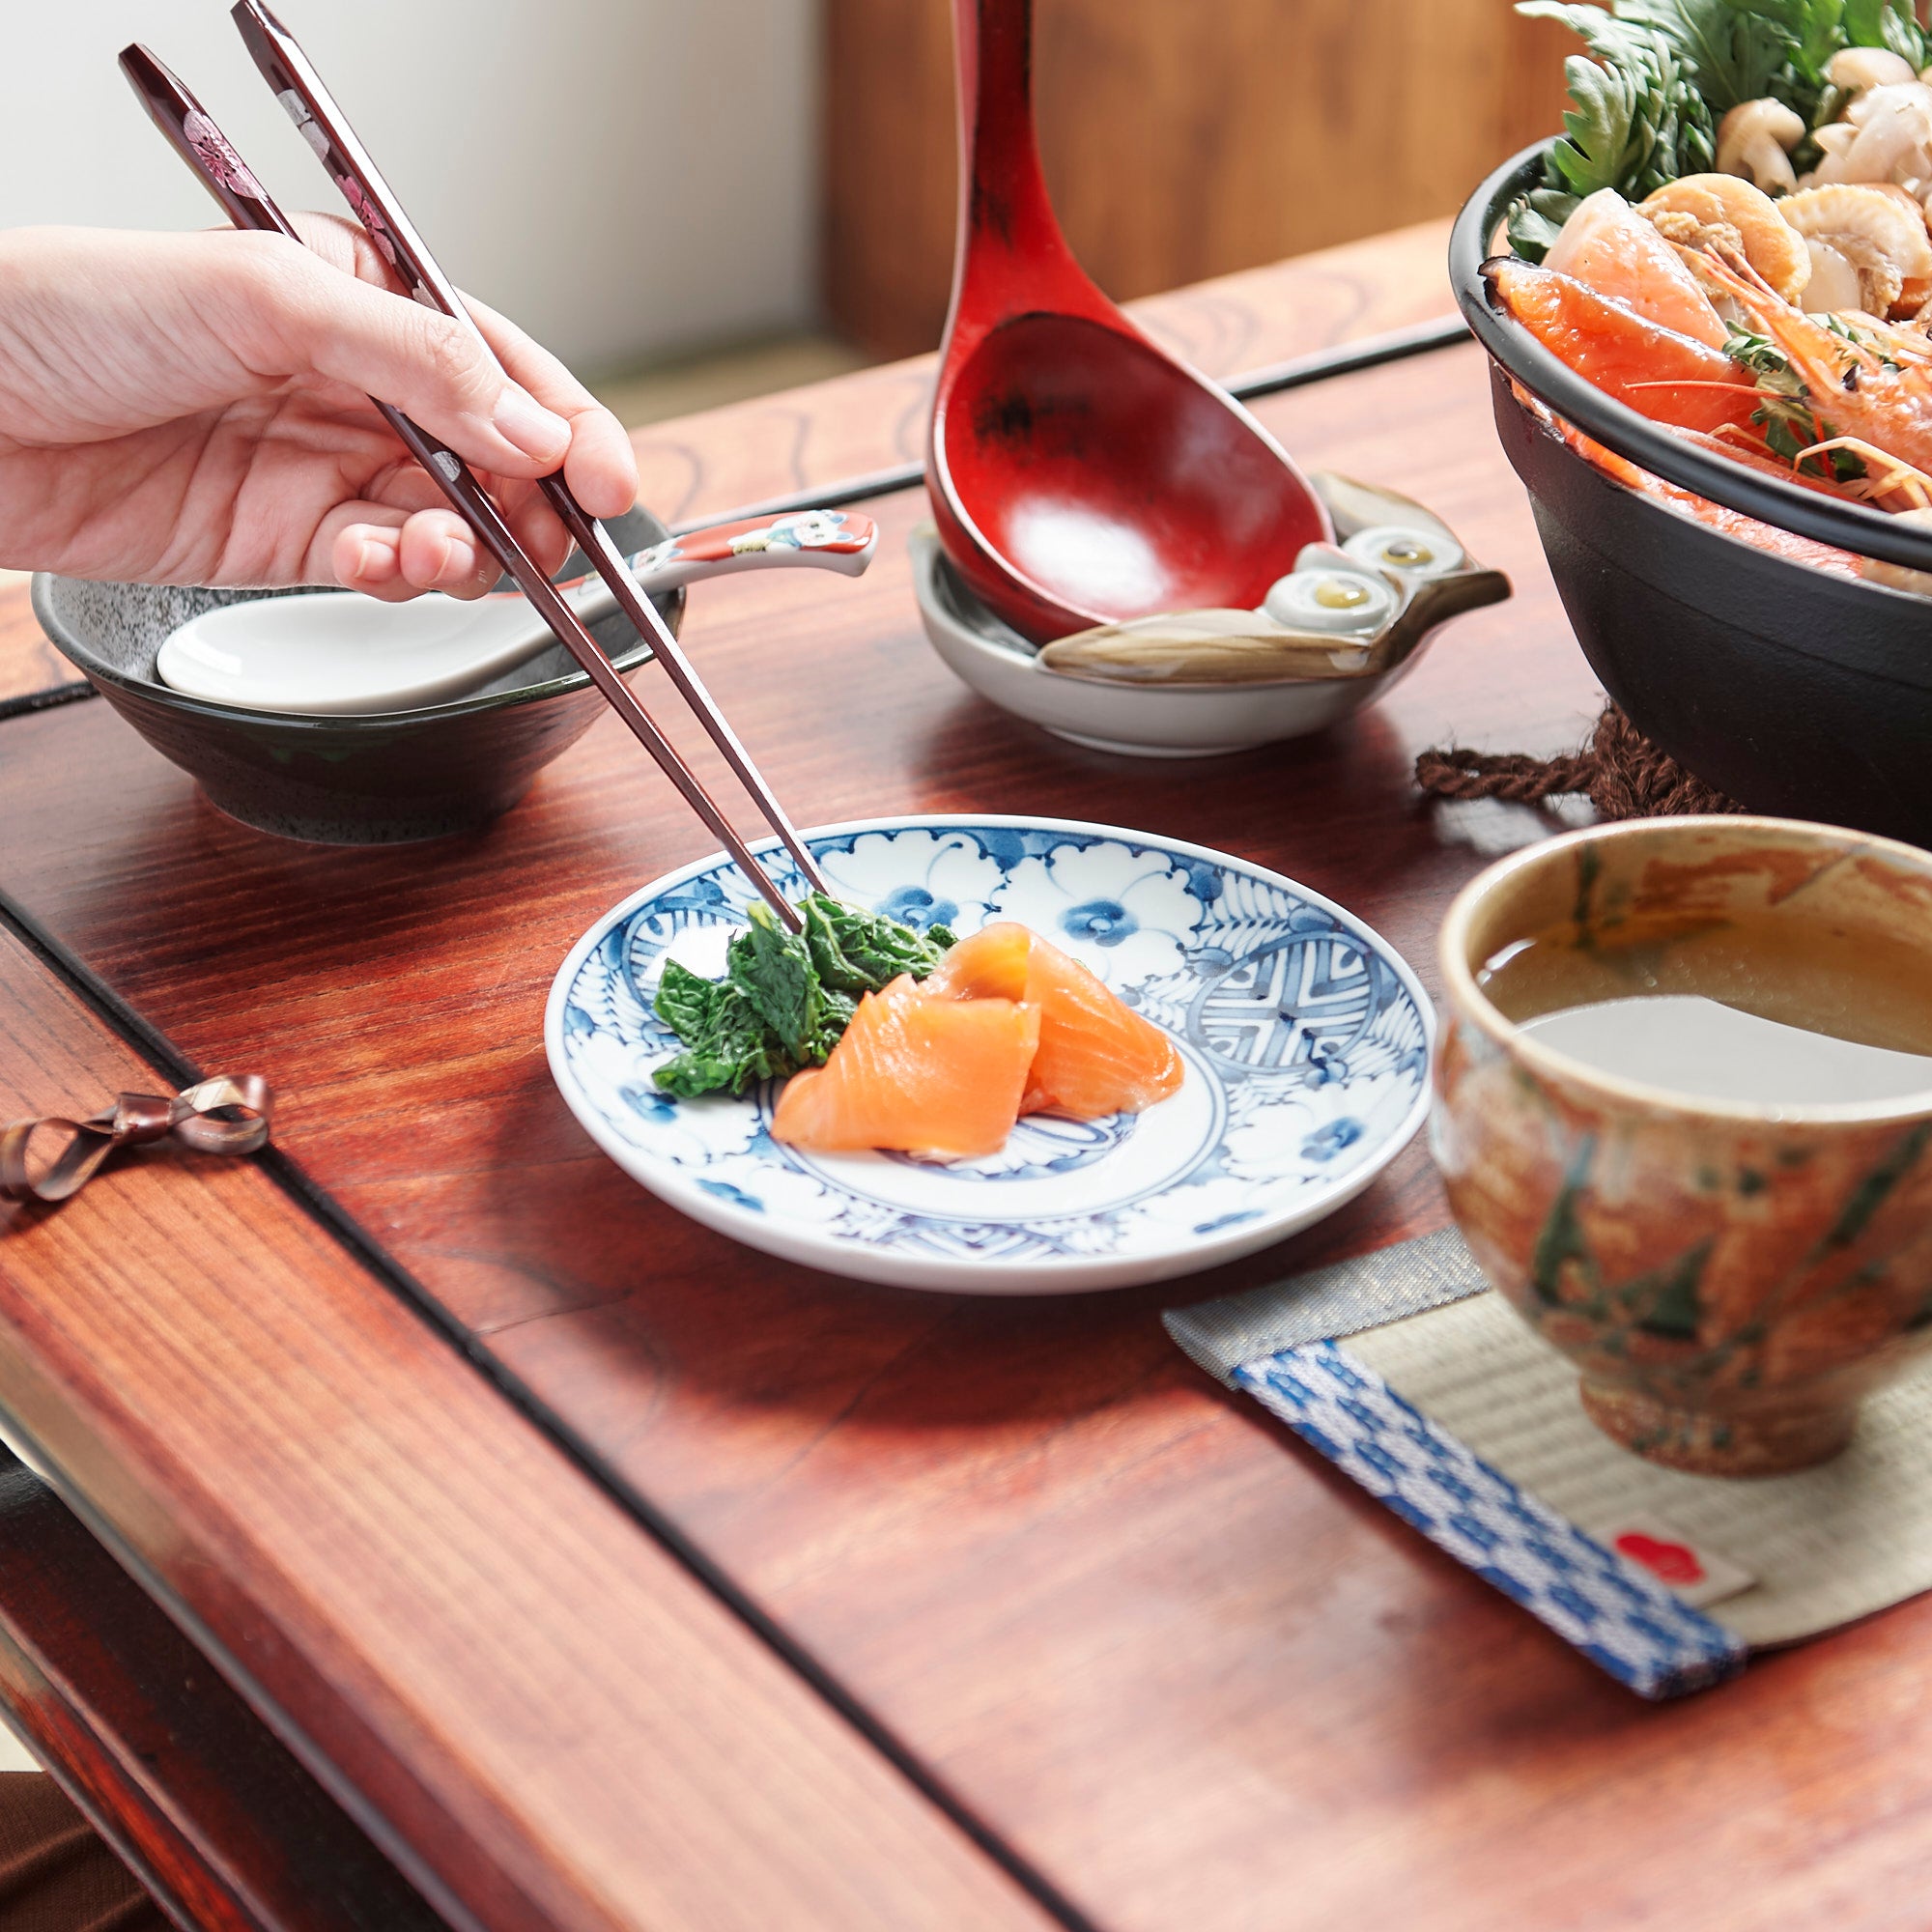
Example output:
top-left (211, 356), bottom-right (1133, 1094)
top-left (1233, 1341), bottom-right (1747, 1699)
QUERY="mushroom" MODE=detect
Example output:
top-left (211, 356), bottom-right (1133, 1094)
top-left (1718, 98), bottom-right (1805, 193)
top-left (1638, 173), bottom-right (1812, 301)
top-left (1777, 182), bottom-right (1932, 315)
top-left (1827, 46), bottom-right (1918, 93)
top-left (1809, 81), bottom-right (1932, 187)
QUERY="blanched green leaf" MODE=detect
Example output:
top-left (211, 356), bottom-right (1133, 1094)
top-left (801, 893), bottom-right (953, 994)
top-left (650, 895), bottom-right (954, 1099)
top-left (655, 980), bottom-right (799, 1097)
top-left (728, 901), bottom-right (823, 1064)
top-left (653, 959), bottom-right (722, 1047)
top-left (811, 985), bottom-right (860, 1064)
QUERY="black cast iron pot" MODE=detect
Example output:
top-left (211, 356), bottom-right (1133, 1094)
top-left (1454, 144), bottom-right (1932, 844)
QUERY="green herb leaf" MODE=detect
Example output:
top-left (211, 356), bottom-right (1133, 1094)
top-left (1845, 0), bottom-right (1926, 66)
top-left (1728, 326), bottom-right (1867, 478)
top-left (1515, 3), bottom-right (1717, 213)
top-left (1507, 186), bottom-right (1583, 262)
top-left (1624, 0), bottom-right (1788, 109)
top-left (1553, 49), bottom-right (1654, 195)
top-left (1740, 0), bottom-right (1846, 94)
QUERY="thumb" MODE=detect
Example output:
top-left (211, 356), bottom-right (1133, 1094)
top-left (225, 234), bottom-right (571, 475)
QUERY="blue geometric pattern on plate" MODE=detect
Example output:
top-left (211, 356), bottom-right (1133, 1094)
top-left (549, 817), bottom-right (1433, 1290)
top-left (1234, 1341), bottom-right (1747, 1697)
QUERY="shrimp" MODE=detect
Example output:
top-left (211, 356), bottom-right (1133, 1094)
top-left (1520, 389), bottom-right (1869, 579)
top-left (1793, 437), bottom-right (1932, 510)
top-left (1695, 248), bottom-right (1932, 473)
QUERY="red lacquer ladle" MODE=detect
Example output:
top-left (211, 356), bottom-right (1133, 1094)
top-left (927, 0), bottom-right (1332, 645)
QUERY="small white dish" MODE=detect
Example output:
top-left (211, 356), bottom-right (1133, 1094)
top-left (546, 814), bottom-right (1434, 1293)
top-left (157, 509), bottom-right (875, 715)
top-left (910, 472), bottom-right (1506, 758)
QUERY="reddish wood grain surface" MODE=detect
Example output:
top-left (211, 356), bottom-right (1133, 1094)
top-left (0, 1452), bottom-right (446, 1932)
top-left (0, 929), bottom-right (1058, 1932)
top-left (10, 333), bottom-right (1932, 1930)
top-left (630, 219), bottom-right (1454, 529)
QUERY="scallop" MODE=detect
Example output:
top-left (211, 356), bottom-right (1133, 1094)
top-left (1800, 238), bottom-right (1867, 312)
top-left (1778, 183), bottom-right (1932, 314)
top-left (1638, 174), bottom-right (1811, 303)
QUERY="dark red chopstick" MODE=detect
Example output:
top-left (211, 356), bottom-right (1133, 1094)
top-left (119, 43), bottom-right (807, 930)
top-left (227, 0), bottom-right (830, 900)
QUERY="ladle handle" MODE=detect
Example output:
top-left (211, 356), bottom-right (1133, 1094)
top-left (945, 0), bottom-right (1097, 341)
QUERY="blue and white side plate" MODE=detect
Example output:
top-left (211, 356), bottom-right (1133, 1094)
top-left (545, 816), bottom-right (1434, 1293)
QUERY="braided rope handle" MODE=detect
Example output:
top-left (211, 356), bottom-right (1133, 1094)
top-left (1415, 705), bottom-right (1744, 821)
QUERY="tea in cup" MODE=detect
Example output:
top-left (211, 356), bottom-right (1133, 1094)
top-left (1434, 815), bottom-right (1932, 1475)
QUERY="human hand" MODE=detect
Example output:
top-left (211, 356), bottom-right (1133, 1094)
top-left (0, 215), bottom-right (638, 599)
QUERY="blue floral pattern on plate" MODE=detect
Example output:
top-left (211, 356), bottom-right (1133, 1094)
top-left (546, 816), bottom-right (1434, 1293)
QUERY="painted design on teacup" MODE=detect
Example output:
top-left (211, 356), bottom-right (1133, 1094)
top-left (1436, 820), bottom-right (1932, 1476)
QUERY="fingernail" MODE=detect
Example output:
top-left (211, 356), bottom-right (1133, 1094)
top-left (355, 537), bottom-right (387, 579)
top-left (493, 385), bottom-right (569, 459)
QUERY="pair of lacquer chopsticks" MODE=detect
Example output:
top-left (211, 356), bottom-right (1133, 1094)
top-left (122, 4), bottom-right (824, 927)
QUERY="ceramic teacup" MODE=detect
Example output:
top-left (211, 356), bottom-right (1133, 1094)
top-left (1434, 815), bottom-right (1932, 1476)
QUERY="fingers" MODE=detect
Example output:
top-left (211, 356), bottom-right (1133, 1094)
top-left (331, 511), bottom-right (491, 602)
top-left (226, 233), bottom-right (575, 481)
top-left (468, 295), bottom-right (639, 519)
top-left (327, 479), bottom-right (574, 602)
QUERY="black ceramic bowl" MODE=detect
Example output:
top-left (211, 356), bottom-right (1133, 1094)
top-left (1454, 145), bottom-right (1932, 843)
top-left (30, 504), bottom-right (683, 844)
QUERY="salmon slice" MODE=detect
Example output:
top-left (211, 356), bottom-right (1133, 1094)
top-left (923, 922), bottom-right (1034, 1002)
top-left (928, 923), bottom-right (1184, 1118)
top-left (770, 974), bottom-right (1039, 1156)
top-left (1491, 259), bottom-right (1757, 438)
top-left (1543, 188), bottom-right (1729, 348)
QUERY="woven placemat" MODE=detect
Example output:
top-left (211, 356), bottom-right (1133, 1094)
top-left (1168, 1229), bottom-right (1932, 1695)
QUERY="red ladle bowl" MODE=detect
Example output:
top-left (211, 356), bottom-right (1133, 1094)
top-left (927, 0), bottom-right (1331, 645)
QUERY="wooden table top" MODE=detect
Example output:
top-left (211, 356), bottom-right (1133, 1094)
top-left (6, 217), bottom-right (1932, 1932)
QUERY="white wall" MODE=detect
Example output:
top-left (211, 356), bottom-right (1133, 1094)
top-left (0, 0), bottom-right (820, 375)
